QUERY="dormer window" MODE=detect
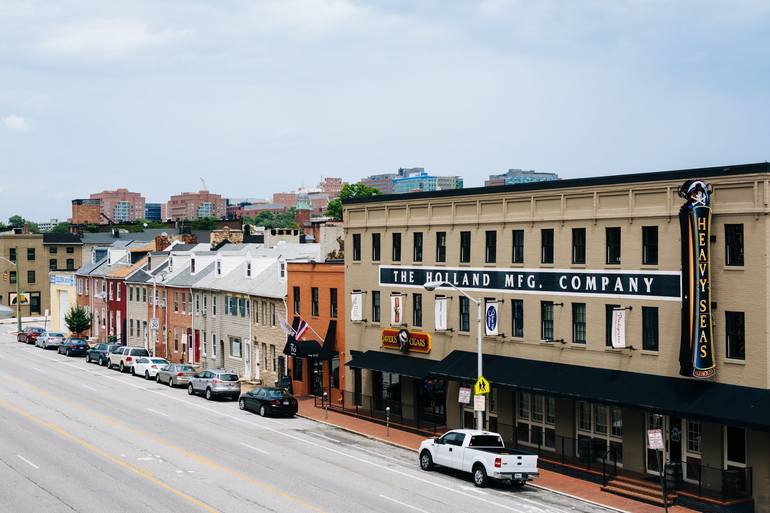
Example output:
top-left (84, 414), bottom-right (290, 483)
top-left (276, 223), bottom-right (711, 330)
top-left (147, 256), bottom-right (152, 269)
top-left (280, 262), bottom-right (285, 278)
top-left (216, 260), bottom-right (222, 276)
top-left (191, 258), bottom-right (196, 274)
top-left (246, 262), bottom-right (252, 278)
top-left (168, 257), bottom-right (173, 273)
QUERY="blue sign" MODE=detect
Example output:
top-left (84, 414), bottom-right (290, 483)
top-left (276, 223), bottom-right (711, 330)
top-left (485, 303), bottom-right (498, 336)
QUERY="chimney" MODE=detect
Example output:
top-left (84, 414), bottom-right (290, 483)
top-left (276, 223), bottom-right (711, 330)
top-left (22, 223), bottom-right (30, 234)
top-left (154, 235), bottom-right (171, 251)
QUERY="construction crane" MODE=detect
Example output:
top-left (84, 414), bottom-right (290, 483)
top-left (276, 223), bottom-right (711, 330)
top-left (200, 177), bottom-right (208, 191)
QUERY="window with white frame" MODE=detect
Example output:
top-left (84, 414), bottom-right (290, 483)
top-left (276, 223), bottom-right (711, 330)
top-left (230, 337), bottom-right (242, 358)
top-left (576, 401), bottom-right (623, 464)
top-left (516, 392), bottom-right (556, 449)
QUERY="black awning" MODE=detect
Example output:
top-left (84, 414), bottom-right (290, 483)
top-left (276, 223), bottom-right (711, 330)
top-left (283, 339), bottom-right (322, 358)
top-left (319, 319), bottom-right (336, 360)
top-left (346, 350), bottom-right (437, 379)
top-left (431, 350), bottom-right (770, 431)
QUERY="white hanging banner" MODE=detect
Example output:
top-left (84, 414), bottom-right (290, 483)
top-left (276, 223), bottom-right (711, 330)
top-left (611, 309), bottom-right (626, 348)
top-left (434, 296), bottom-right (448, 331)
top-left (350, 292), bottom-right (363, 322)
top-left (390, 294), bottom-right (404, 326)
top-left (485, 301), bottom-right (499, 336)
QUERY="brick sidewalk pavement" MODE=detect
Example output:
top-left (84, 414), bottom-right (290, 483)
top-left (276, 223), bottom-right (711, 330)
top-left (297, 398), bottom-right (697, 513)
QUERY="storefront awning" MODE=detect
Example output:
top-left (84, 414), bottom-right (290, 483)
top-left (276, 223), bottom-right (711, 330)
top-left (283, 339), bottom-right (322, 358)
top-left (346, 350), bottom-right (437, 380)
top-left (319, 320), bottom-right (336, 360)
top-left (431, 350), bottom-right (770, 431)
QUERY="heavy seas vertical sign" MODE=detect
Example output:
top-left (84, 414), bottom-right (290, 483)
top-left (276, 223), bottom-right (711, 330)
top-left (678, 180), bottom-right (716, 378)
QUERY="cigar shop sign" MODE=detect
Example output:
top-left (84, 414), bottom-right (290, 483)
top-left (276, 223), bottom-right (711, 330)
top-left (379, 267), bottom-right (681, 301)
top-left (381, 328), bottom-right (432, 354)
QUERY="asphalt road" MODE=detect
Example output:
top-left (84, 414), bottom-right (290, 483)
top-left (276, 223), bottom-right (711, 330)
top-left (0, 326), bottom-right (617, 513)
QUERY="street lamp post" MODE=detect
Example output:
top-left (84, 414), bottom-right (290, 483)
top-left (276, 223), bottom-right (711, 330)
top-left (0, 251), bottom-right (21, 334)
top-left (424, 280), bottom-right (484, 431)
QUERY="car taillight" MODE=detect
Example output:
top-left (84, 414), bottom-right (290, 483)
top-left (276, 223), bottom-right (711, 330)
top-left (495, 457), bottom-right (502, 468)
top-left (176, 372), bottom-right (184, 377)
top-left (212, 379), bottom-right (222, 384)
top-left (126, 356), bottom-right (132, 362)
top-left (151, 365), bottom-right (157, 369)
top-left (272, 400), bottom-right (281, 406)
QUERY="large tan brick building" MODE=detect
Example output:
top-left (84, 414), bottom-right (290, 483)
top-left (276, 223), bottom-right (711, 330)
top-left (0, 230), bottom-right (48, 316)
top-left (343, 162), bottom-right (770, 512)
top-left (167, 190), bottom-right (226, 221)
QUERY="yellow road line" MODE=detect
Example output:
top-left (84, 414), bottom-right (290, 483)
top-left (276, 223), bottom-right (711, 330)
top-left (0, 397), bottom-right (220, 513)
top-left (3, 375), bottom-right (327, 513)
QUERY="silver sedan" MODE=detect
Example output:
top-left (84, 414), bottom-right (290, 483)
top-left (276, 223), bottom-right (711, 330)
top-left (156, 363), bottom-right (197, 387)
top-left (36, 331), bottom-right (66, 349)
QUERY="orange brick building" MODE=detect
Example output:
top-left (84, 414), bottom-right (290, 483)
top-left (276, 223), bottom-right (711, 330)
top-left (71, 199), bottom-right (102, 225)
top-left (286, 261), bottom-right (345, 402)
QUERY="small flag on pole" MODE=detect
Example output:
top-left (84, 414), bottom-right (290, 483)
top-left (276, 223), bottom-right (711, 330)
top-left (295, 318), bottom-right (309, 340)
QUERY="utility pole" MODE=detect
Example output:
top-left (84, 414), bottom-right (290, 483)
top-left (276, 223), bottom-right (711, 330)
top-left (15, 247), bottom-right (21, 334)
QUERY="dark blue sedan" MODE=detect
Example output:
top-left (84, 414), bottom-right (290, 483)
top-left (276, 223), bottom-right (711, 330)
top-left (58, 338), bottom-right (90, 357)
top-left (239, 387), bottom-right (298, 417)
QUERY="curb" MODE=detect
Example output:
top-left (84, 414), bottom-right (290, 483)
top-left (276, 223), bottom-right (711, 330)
top-left (299, 412), bottom-right (635, 513)
top-left (296, 412), bottom-right (418, 452)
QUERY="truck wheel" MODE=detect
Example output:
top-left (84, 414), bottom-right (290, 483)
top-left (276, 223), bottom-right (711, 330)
top-left (419, 450), bottom-right (434, 471)
top-left (472, 464), bottom-right (488, 488)
top-left (510, 480), bottom-right (526, 489)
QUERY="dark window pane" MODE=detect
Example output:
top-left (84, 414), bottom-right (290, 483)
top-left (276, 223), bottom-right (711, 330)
top-left (512, 230), bottom-right (524, 263)
top-left (606, 227), bottom-right (621, 264)
top-left (726, 427), bottom-right (746, 464)
top-left (372, 291), bottom-right (381, 322)
top-left (572, 303), bottom-right (586, 343)
top-left (330, 288), bottom-right (338, 318)
top-left (725, 311), bottom-right (745, 360)
top-left (642, 226), bottom-right (658, 265)
top-left (460, 231), bottom-right (471, 263)
top-left (311, 287), bottom-right (319, 316)
top-left (392, 233), bottom-right (402, 262)
top-left (352, 234), bottom-right (361, 261)
top-left (541, 301), bottom-right (553, 340)
top-left (642, 307), bottom-right (659, 351)
top-left (485, 231), bottom-right (497, 263)
top-left (572, 228), bottom-right (586, 264)
top-left (725, 225), bottom-right (744, 266)
top-left (412, 293), bottom-right (422, 327)
top-left (511, 299), bottom-right (523, 337)
top-left (436, 232), bottom-right (446, 263)
top-left (413, 232), bottom-right (423, 262)
top-left (459, 296), bottom-right (470, 331)
top-left (372, 233), bottom-right (381, 261)
top-left (541, 229), bottom-right (554, 264)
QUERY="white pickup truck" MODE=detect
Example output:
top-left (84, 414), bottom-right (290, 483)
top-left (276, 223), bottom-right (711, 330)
top-left (419, 429), bottom-right (538, 488)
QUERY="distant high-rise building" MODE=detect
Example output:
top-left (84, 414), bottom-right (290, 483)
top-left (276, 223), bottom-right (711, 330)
top-left (144, 203), bottom-right (163, 222)
top-left (484, 169), bottom-right (559, 187)
top-left (89, 188), bottom-right (146, 223)
top-left (360, 173), bottom-right (397, 194)
top-left (392, 168), bottom-right (463, 194)
top-left (36, 219), bottom-right (60, 233)
top-left (167, 190), bottom-right (226, 220)
top-left (71, 199), bottom-right (102, 225)
top-left (319, 177), bottom-right (345, 196)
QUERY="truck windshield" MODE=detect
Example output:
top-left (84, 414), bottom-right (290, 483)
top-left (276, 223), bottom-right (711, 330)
top-left (468, 435), bottom-right (504, 447)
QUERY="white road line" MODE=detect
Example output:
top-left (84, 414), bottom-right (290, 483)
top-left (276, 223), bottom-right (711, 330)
top-left (239, 442), bottom-right (270, 455)
top-left (16, 455), bottom-right (39, 469)
top-left (380, 494), bottom-right (431, 513)
top-left (4, 347), bottom-right (579, 513)
top-left (81, 384), bottom-right (97, 392)
top-left (461, 485), bottom-right (488, 495)
top-left (311, 432), bottom-right (342, 443)
top-left (30, 367), bottom-right (44, 373)
top-left (147, 408), bottom-right (168, 417)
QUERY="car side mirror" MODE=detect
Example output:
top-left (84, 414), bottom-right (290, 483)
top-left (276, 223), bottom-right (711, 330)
top-left (434, 438), bottom-right (441, 444)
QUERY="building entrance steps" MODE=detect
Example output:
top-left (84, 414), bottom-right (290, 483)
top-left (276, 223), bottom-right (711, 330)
top-left (602, 475), bottom-right (677, 508)
top-left (296, 397), bottom-right (699, 513)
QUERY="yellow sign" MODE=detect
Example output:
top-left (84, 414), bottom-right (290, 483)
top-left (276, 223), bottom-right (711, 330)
top-left (474, 376), bottom-right (490, 395)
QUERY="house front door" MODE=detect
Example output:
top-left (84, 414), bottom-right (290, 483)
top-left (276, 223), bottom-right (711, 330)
top-left (193, 330), bottom-right (201, 363)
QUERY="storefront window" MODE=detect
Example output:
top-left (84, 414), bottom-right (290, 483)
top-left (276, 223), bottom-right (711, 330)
top-left (517, 392), bottom-right (555, 450)
top-left (374, 371), bottom-right (401, 415)
top-left (687, 420), bottom-right (702, 454)
top-left (293, 356), bottom-right (303, 381)
top-left (578, 402), bottom-right (623, 464)
top-left (611, 407), bottom-right (623, 437)
top-left (420, 379), bottom-right (446, 424)
top-left (330, 353), bottom-right (340, 389)
top-left (595, 406), bottom-right (608, 434)
top-left (577, 401), bottom-right (591, 432)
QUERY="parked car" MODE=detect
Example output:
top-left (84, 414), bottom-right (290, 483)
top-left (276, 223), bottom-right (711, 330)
top-left (35, 331), bottom-right (66, 349)
top-left (132, 357), bottom-right (169, 379)
top-left (418, 430), bottom-right (538, 488)
top-left (58, 338), bottom-right (90, 357)
top-left (239, 387), bottom-right (297, 417)
top-left (17, 327), bottom-right (45, 344)
top-left (108, 346), bottom-right (150, 372)
top-left (156, 363), bottom-right (197, 387)
top-left (86, 343), bottom-right (121, 365)
top-left (187, 369), bottom-right (241, 400)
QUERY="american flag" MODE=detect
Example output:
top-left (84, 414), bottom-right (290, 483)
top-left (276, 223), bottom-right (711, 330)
top-left (295, 318), bottom-right (309, 341)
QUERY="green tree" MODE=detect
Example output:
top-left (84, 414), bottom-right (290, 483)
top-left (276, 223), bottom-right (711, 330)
top-left (325, 183), bottom-right (382, 221)
top-left (65, 305), bottom-right (92, 337)
top-left (7, 215), bottom-right (39, 233)
top-left (190, 217), bottom-right (218, 231)
top-left (50, 222), bottom-right (72, 234)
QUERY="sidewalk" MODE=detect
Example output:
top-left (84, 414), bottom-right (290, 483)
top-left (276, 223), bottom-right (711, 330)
top-left (296, 398), bottom-right (697, 513)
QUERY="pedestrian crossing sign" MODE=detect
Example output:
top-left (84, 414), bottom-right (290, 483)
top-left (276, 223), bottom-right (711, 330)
top-left (474, 376), bottom-right (490, 395)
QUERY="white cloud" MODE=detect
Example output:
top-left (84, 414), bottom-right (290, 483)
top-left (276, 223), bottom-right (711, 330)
top-left (1, 114), bottom-right (31, 132)
top-left (37, 19), bottom-right (186, 60)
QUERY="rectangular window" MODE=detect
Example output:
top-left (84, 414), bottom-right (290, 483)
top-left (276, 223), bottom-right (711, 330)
top-left (725, 311), bottom-right (745, 360)
top-left (642, 226), bottom-right (659, 265)
top-left (687, 420), bottom-right (702, 454)
top-left (725, 426), bottom-right (746, 466)
top-left (512, 230), bottom-right (524, 263)
top-left (485, 230), bottom-right (497, 264)
top-left (572, 228), bottom-right (586, 264)
top-left (330, 288), bottom-right (338, 318)
top-left (606, 227), bottom-right (621, 265)
top-left (392, 233), bottom-right (402, 262)
top-left (412, 293), bottom-right (422, 327)
top-left (129, 286), bottom-right (134, 302)
top-left (541, 301), bottom-right (553, 340)
top-left (230, 337), bottom-right (242, 358)
top-left (572, 303), bottom-right (586, 343)
top-left (212, 295), bottom-right (217, 316)
top-left (27, 247), bottom-right (35, 261)
top-left (642, 307), bottom-right (659, 351)
top-left (66, 258), bottom-right (74, 270)
top-left (460, 231), bottom-right (471, 263)
top-left (541, 229), bottom-right (554, 264)
top-left (725, 224), bottom-right (744, 266)
top-left (49, 259), bottom-right (57, 271)
top-left (174, 291), bottom-right (179, 312)
top-left (173, 329), bottom-right (179, 351)
top-left (413, 232), bottom-right (423, 262)
top-left (511, 299), bottom-right (523, 338)
top-left (27, 270), bottom-right (35, 284)
top-left (595, 405), bottom-right (608, 434)
top-left (372, 291), bottom-right (381, 323)
top-left (49, 246), bottom-right (57, 254)
top-left (293, 287), bottom-right (300, 315)
top-left (436, 232), bottom-right (446, 263)
top-left (606, 304), bottom-right (620, 347)
top-left (459, 296), bottom-right (470, 332)
top-left (66, 247), bottom-right (74, 254)
top-left (9, 248), bottom-right (16, 262)
top-left (577, 401), bottom-right (591, 431)
top-left (311, 287), bottom-right (319, 316)
top-left (271, 303), bottom-right (276, 326)
top-left (372, 233), bottom-right (381, 261)
top-left (352, 233), bottom-right (361, 261)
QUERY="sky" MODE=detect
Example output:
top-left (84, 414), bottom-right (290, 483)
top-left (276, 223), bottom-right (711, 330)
top-left (1, 0), bottom-right (770, 220)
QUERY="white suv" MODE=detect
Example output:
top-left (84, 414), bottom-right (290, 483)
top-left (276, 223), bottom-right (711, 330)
top-left (108, 346), bottom-right (151, 372)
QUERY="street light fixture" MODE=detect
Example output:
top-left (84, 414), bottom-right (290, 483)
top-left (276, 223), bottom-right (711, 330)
top-left (423, 280), bottom-right (485, 431)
